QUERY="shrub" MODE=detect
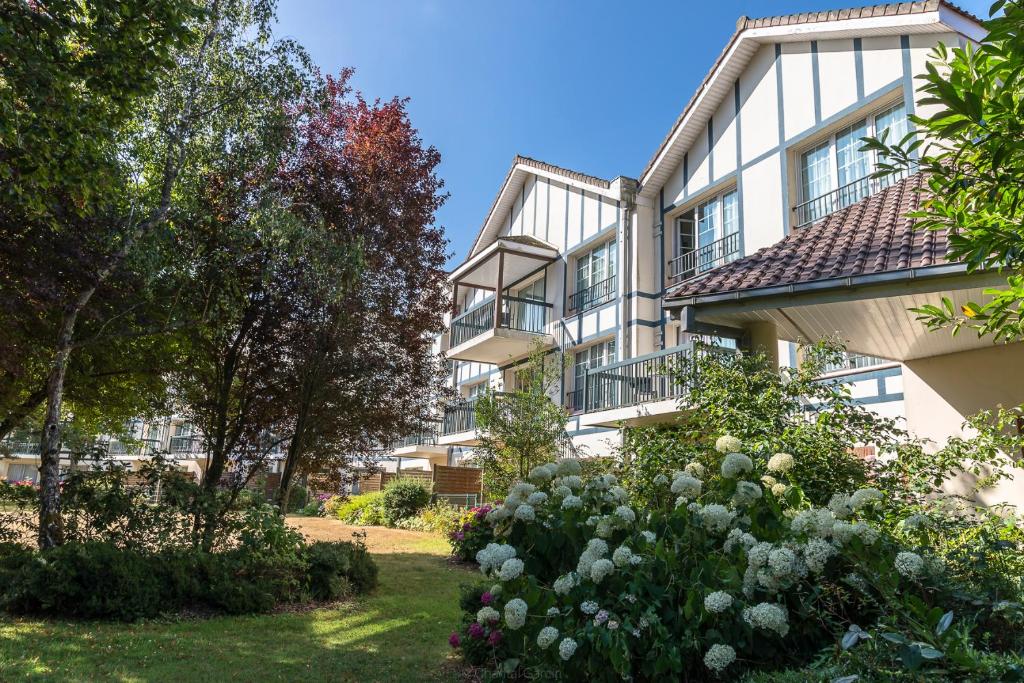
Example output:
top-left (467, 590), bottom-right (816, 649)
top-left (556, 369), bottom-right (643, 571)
top-left (286, 484), bottom-right (310, 513)
top-left (451, 439), bottom-right (1023, 681)
top-left (322, 495), bottom-right (344, 518)
top-left (336, 492), bottom-right (386, 525)
top-left (448, 504), bottom-right (496, 562)
top-left (303, 537), bottom-right (378, 601)
top-left (395, 500), bottom-right (462, 534)
top-left (379, 479), bottom-right (431, 526)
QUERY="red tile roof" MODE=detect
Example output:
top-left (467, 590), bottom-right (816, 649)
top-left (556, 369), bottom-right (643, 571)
top-left (665, 172), bottom-right (950, 300)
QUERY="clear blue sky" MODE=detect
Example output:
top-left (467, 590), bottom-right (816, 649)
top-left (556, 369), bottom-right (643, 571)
top-left (274, 0), bottom-right (989, 267)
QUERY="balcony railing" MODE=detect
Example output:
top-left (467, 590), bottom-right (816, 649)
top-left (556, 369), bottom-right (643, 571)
top-left (668, 232), bottom-right (741, 284)
top-left (449, 297), bottom-right (552, 348)
top-left (579, 344), bottom-right (734, 413)
top-left (442, 397), bottom-right (478, 436)
top-left (1, 441), bottom-right (41, 455)
top-left (169, 435), bottom-right (204, 454)
top-left (793, 169), bottom-right (907, 229)
top-left (391, 425), bottom-right (440, 449)
top-left (568, 275), bottom-right (616, 314)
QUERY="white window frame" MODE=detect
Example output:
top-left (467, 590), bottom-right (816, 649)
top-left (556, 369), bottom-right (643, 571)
top-left (571, 239), bottom-right (617, 312)
top-left (798, 100), bottom-right (910, 205)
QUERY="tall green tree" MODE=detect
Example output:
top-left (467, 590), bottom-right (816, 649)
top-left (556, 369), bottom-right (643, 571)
top-left (863, 0), bottom-right (1024, 341)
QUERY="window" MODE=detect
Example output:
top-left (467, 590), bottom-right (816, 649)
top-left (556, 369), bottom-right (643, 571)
top-left (821, 352), bottom-right (889, 375)
top-left (571, 240), bottom-right (617, 312)
top-left (465, 382), bottom-right (487, 400)
top-left (797, 101), bottom-right (910, 227)
top-left (571, 339), bottom-right (616, 410)
top-left (671, 189), bottom-right (740, 282)
top-left (505, 278), bottom-right (546, 332)
top-left (6, 464), bottom-right (37, 483)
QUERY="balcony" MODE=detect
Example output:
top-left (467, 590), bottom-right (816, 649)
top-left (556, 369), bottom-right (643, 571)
top-left (390, 423), bottom-right (448, 460)
top-left (437, 398), bottom-right (480, 446)
top-left (568, 275), bottom-right (616, 314)
top-left (169, 435), bottom-right (204, 455)
top-left (794, 170), bottom-right (907, 229)
top-left (577, 344), bottom-right (734, 427)
top-left (447, 296), bottom-right (555, 364)
top-left (668, 232), bottom-right (741, 284)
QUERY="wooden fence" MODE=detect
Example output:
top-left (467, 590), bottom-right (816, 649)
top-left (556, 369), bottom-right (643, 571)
top-left (354, 465), bottom-right (482, 506)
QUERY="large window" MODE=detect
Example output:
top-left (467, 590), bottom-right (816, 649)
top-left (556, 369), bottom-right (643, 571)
top-left (571, 339), bottom-right (616, 410)
top-left (671, 189), bottom-right (740, 282)
top-left (797, 101), bottom-right (909, 227)
top-left (571, 240), bottom-right (617, 312)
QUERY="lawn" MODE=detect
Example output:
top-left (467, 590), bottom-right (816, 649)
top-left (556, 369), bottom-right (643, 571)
top-left (0, 519), bottom-right (477, 682)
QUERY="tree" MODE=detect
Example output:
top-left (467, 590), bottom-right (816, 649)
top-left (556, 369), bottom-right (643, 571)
top-left (270, 73), bottom-right (450, 508)
top-left (863, 0), bottom-right (1024, 341)
top-left (474, 344), bottom-right (572, 497)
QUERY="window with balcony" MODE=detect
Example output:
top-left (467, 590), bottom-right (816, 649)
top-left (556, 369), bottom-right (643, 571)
top-left (568, 338), bottom-right (616, 411)
top-left (569, 240), bottom-right (617, 313)
top-left (668, 189), bottom-right (741, 284)
top-left (795, 101), bottom-right (910, 228)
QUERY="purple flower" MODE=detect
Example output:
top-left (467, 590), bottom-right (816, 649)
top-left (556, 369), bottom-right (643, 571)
top-left (448, 632), bottom-right (461, 648)
top-left (594, 610), bottom-right (609, 626)
top-left (468, 622), bottom-right (485, 639)
top-left (480, 592), bottom-right (493, 605)
top-left (454, 532), bottom-right (465, 541)
top-left (488, 630), bottom-right (503, 647)
top-left (462, 522), bottom-right (472, 531)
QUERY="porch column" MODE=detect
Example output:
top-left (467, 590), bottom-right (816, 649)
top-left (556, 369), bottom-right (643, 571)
top-left (493, 250), bottom-right (505, 330)
top-left (745, 321), bottom-right (779, 368)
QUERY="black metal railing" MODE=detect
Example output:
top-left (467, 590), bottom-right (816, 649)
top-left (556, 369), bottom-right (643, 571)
top-left (794, 169), bottom-right (907, 229)
top-left (581, 344), bottom-right (735, 413)
top-left (565, 388), bottom-right (584, 413)
top-left (567, 275), bottom-right (616, 313)
top-left (450, 302), bottom-right (495, 347)
top-left (449, 297), bottom-right (552, 348)
top-left (169, 435), bottom-right (203, 454)
top-left (442, 398), bottom-right (478, 435)
top-left (392, 425), bottom-right (440, 449)
top-left (668, 232), bottom-right (741, 284)
top-left (1, 441), bottom-right (41, 455)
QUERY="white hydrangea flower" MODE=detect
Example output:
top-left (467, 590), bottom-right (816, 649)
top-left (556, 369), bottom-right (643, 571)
top-left (704, 644), bottom-right (736, 672)
top-left (590, 558), bottom-right (615, 583)
top-left (704, 591), bottom-right (733, 614)
top-left (476, 543), bottom-right (516, 573)
top-left (895, 551), bottom-right (925, 579)
top-left (595, 518), bottom-right (614, 538)
top-left (791, 508), bottom-right (836, 538)
top-left (527, 491), bottom-right (548, 506)
top-left (555, 458), bottom-right (582, 476)
top-left (732, 480), bottom-right (763, 506)
top-left (498, 557), bottom-right (524, 581)
top-left (851, 487), bottom-right (884, 510)
top-left (743, 602), bottom-right (790, 636)
top-left (641, 530), bottom-right (657, 544)
top-left (477, 606), bottom-right (500, 624)
top-left (586, 538), bottom-right (609, 556)
top-left (504, 598), bottom-right (528, 630)
top-left (724, 528), bottom-right (757, 553)
top-left (831, 520), bottom-right (855, 545)
top-left (747, 541), bottom-right (773, 568)
top-left (715, 435), bottom-right (742, 454)
top-left (514, 504), bottom-right (536, 522)
top-left (614, 505), bottom-right (636, 523)
top-left (803, 538), bottom-right (835, 574)
top-left (528, 464), bottom-right (555, 484)
top-left (628, 554), bottom-right (643, 566)
top-left (553, 574), bottom-right (575, 595)
top-left (767, 547), bottom-right (796, 577)
top-left (699, 503), bottom-right (736, 534)
top-left (901, 513), bottom-right (931, 530)
top-left (546, 606), bottom-right (560, 617)
top-left (671, 474), bottom-right (702, 499)
top-left (853, 521), bottom-right (879, 545)
top-left (485, 506), bottom-right (511, 524)
top-left (577, 553), bottom-right (596, 577)
top-left (761, 474), bottom-right (778, 488)
top-left (767, 452), bottom-right (795, 473)
top-left (551, 485), bottom-right (572, 500)
top-left (771, 482), bottom-right (789, 497)
top-left (558, 637), bottom-right (578, 661)
top-left (828, 493), bottom-right (854, 519)
top-left (721, 452), bottom-right (754, 479)
top-left (537, 626), bottom-right (559, 649)
top-left (561, 495), bottom-right (583, 510)
top-left (509, 482), bottom-right (537, 499)
top-left (580, 600), bottom-right (600, 615)
top-left (684, 461), bottom-right (706, 478)
top-left (559, 475), bottom-right (583, 490)
top-left (612, 545), bottom-right (633, 567)
top-left (653, 474), bottom-right (670, 486)
top-left (608, 486), bottom-right (629, 503)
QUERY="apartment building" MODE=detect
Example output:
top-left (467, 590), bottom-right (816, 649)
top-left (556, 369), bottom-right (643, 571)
top-left (391, 1), bottom-right (1024, 504)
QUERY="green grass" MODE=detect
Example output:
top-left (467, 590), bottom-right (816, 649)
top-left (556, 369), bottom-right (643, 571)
top-left (0, 525), bottom-right (477, 682)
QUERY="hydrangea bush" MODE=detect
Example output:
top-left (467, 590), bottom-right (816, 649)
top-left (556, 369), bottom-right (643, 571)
top-left (449, 437), bottom-right (989, 680)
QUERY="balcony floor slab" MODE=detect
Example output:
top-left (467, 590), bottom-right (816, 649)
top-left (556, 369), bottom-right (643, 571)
top-left (447, 328), bottom-right (554, 364)
top-left (578, 398), bottom-right (685, 428)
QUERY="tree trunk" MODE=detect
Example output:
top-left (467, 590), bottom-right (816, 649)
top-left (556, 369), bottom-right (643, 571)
top-left (38, 295), bottom-right (91, 548)
top-left (0, 386), bottom-right (47, 442)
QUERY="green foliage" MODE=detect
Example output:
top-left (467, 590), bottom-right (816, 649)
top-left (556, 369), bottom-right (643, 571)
top-left (474, 342), bottom-right (571, 497)
top-left (286, 484), bottom-right (310, 513)
top-left (454, 434), bottom-right (1023, 681)
top-left (394, 500), bottom-right (463, 534)
top-left (336, 492), bottom-right (386, 526)
top-left (379, 479), bottom-right (431, 526)
top-left (862, 1), bottom-right (1024, 341)
top-left (301, 538), bottom-right (378, 602)
top-left (446, 505), bottom-right (497, 562)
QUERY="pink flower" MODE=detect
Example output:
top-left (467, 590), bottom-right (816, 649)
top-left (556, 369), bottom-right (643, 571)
top-left (468, 622), bottom-right (485, 639)
top-left (488, 630), bottom-right (503, 647)
top-left (448, 632), bottom-right (461, 648)
top-left (480, 592), bottom-right (493, 605)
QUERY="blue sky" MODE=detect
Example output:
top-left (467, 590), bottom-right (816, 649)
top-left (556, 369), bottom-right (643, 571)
top-left (274, 0), bottom-right (990, 267)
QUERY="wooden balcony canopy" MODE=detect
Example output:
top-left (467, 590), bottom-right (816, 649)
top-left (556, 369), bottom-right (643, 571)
top-left (449, 235), bottom-right (558, 292)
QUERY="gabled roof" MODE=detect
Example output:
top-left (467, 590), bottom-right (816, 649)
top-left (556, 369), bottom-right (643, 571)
top-left (664, 172), bottom-right (950, 303)
top-left (463, 155), bottom-right (628, 262)
top-left (638, 1), bottom-right (984, 196)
